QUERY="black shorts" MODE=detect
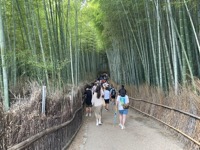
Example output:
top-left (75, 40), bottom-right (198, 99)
top-left (104, 99), bottom-right (110, 104)
top-left (111, 96), bottom-right (115, 99)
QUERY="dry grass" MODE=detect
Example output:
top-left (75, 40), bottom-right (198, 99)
top-left (120, 83), bottom-right (200, 150)
top-left (5, 80), bottom-right (85, 148)
top-left (0, 102), bottom-right (6, 150)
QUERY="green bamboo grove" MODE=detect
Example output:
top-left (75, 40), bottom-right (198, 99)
top-left (0, 0), bottom-right (108, 110)
top-left (95, 0), bottom-right (200, 93)
top-left (0, 0), bottom-right (200, 110)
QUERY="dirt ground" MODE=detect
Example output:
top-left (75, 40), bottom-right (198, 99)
top-left (68, 106), bottom-right (184, 150)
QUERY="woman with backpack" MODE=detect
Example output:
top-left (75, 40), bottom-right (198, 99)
top-left (84, 85), bottom-right (93, 117)
top-left (116, 85), bottom-right (129, 130)
top-left (110, 84), bottom-right (116, 106)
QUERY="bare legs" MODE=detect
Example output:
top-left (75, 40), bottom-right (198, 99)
top-left (85, 107), bottom-right (92, 116)
top-left (110, 98), bottom-right (115, 110)
top-left (122, 114), bottom-right (126, 127)
top-left (119, 113), bottom-right (126, 129)
top-left (105, 103), bottom-right (109, 110)
top-left (94, 105), bottom-right (103, 126)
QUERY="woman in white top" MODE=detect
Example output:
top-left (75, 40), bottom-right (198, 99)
top-left (92, 85), bottom-right (105, 126)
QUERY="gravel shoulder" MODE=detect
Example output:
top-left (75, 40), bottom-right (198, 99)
top-left (68, 107), bottom-right (184, 150)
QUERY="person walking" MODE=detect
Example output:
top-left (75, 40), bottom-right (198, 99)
top-left (110, 84), bottom-right (116, 106)
top-left (103, 86), bottom-right (110, 111)
top-left (92, 85), bottom-right (105, 126)
top-left (116, 93), bottom-right (129, 130)
top-left (84, 85), bottom-right (93, 117)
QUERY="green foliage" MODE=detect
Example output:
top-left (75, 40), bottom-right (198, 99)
top-left (0, 0), bottom-right (108, 90)
top-left (79, 1), bottom-right (104, 51)
top-left (93, 0), bottom-right (200, 92)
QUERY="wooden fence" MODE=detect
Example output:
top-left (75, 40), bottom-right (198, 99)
top-left (129, 97), bottom-right (200, 149)
top-left (8, 106), bottom-right (83, 150)
top-left (5, 84), bottom-right (86, 150)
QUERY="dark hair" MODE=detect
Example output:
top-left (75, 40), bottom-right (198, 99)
top-left (86, 84), bottom-right (91, 89)
top-left (95, 85), bottom-right (101, 99)
top-left (121, 85), bottom-right (124, 88)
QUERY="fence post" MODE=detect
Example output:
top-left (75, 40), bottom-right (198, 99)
top-left (42, 86), bottom-right (46, 115)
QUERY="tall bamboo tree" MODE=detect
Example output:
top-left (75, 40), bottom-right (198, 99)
top-left (0, 2), bottom-right (9, 110)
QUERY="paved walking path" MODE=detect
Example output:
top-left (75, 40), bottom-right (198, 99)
top-left (68, 107), bottom-right (184, 150)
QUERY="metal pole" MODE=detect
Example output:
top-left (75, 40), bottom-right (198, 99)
top-left (42, 86), bottom-right (46, 114)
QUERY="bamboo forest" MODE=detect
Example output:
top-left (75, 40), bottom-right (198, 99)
top-left (0, 0), bottom-right (200, 150)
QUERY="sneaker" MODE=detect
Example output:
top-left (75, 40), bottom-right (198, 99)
top-left (98, 122), bottom-right (102, 125)
top-left (85, 113), bottom-right (88, 117)
top-left (119, 123), bottom-right (122, 128)
top-left (89, 113), bottom-right (91, 117)
top-left (96, 122), bottom-right (99, 126)
top-left (105, 108), bottom-right (109, 111)
top-left (121, 125), bottom-right (125, 130)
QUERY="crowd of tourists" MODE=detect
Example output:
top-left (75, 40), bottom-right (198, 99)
top-left (83, 73), bottom-right (129, 130)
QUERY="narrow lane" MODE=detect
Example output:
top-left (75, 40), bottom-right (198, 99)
top-left (68, 107), bottom-right (184, 150)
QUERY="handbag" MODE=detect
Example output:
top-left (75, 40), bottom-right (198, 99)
top-left (123, 103), bottom-right (129, 109)
top-left (120, 96), bottom-right (129, 109)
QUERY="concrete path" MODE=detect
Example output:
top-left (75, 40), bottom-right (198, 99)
top-left (68, 107), bottom-right (184, 150)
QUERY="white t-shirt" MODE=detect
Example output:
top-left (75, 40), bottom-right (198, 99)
top-left (116, 95), bottom-right (129, 110)
top-left (104, 90), bottom-right (110, 99)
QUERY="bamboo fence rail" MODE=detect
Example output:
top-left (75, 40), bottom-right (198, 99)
top-left (8, 106), bottom-right (83, 150)
top-left (129, 97), bottom-right (200, 146)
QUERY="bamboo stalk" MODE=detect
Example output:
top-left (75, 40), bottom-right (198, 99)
top-left (0, 3), bottom-right (9, 111)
